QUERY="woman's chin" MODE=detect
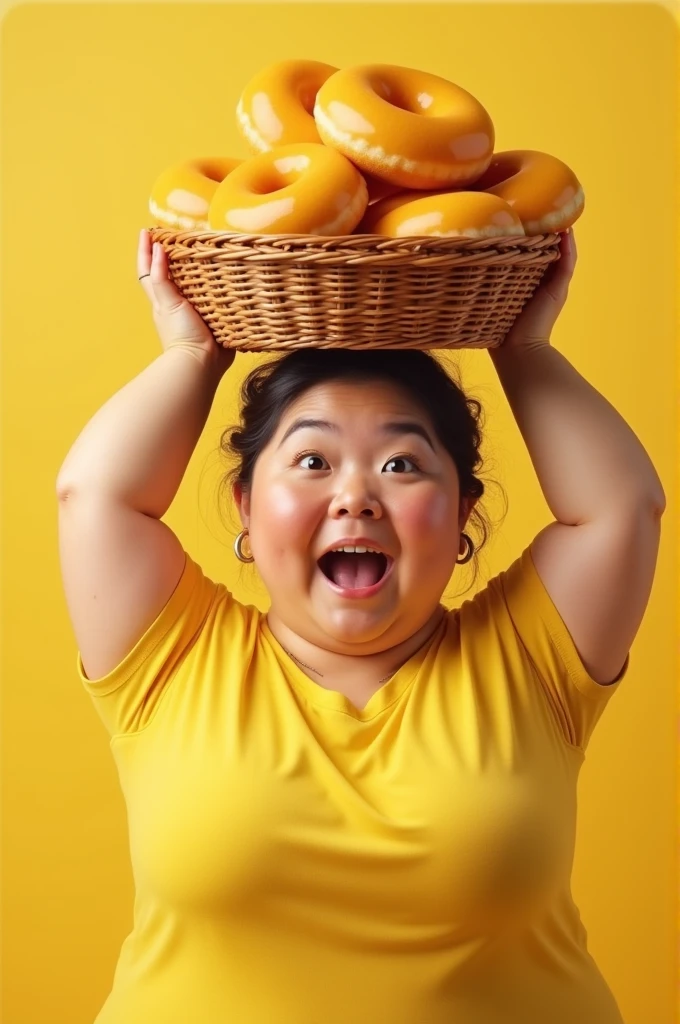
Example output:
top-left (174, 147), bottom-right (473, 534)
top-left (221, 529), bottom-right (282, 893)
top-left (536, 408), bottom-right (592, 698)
top-left (306, 565), bottom-right (403, 642)
top-left (312, 599), bottom-right (400, 648)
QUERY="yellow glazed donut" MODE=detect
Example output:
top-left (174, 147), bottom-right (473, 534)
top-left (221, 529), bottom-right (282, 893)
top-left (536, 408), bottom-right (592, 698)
top-left (356, 189), bottom-right (524, 238)
top-left (314, 64), bottom-right (495, 190)
top-left (236, 59), bottom-right (338, 153)
top-left (472, 150), bottom-right (585, 233)
top-left (149, 158), bottom-right (241, 231)
top-left (208, 143), bottom-right (368, 235)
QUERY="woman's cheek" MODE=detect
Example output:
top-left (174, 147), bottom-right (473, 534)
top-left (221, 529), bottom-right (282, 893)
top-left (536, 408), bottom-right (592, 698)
top-left (254, 481), bottom-right (301, 527)
top-left (395, 488), bottom-right (456, 539)
top-left (251, 481), bottom-right (321, 560)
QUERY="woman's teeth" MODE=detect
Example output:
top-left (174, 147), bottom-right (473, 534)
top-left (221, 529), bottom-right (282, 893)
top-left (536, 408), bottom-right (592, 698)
top-left (330, 545), bottom-right (382, 554)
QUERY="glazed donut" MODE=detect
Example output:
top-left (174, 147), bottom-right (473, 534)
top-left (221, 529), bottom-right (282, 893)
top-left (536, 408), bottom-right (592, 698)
top-left (471, 150), bottom-right (584, 233)
top-left (314, 64), bottom-right (495, 190)
top-left (356, 189), bottom-right (524, 238)
top-left (208, 143), bottom-right (368, 235)
top-left (237, 59), bottom-right (338, 153)
top-left (149, 158), bottom-right (241, 231)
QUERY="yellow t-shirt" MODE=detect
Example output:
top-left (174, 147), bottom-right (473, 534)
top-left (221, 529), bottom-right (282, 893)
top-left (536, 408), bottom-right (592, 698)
top-left (79, 546), bottom-right (626, 1024)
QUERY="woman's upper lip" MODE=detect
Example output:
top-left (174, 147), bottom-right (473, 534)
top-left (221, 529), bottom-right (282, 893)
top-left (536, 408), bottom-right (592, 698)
top-left (317, 537), bottom-right (393, 559)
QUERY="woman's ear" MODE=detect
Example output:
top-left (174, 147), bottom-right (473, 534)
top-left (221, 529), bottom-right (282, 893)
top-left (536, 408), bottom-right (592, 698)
top-left (233, 481), bottom-right (251, 528)
top-left (459, 496), bottom-right (478, 534)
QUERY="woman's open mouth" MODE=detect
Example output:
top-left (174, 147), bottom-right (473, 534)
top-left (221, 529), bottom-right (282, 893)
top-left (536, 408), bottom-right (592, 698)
top-left (317, 546), bottom-right (393, 598)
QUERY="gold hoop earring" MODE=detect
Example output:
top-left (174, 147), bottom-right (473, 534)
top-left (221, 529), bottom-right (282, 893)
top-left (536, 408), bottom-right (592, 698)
top-left (234, 528), bottom-right (254, 564)
top-left (456, 532), bottom-right (474, 565)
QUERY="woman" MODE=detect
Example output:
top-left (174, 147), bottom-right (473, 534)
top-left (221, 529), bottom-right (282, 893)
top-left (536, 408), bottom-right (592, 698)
top-left (56, 229), bottom-right (664, 1024)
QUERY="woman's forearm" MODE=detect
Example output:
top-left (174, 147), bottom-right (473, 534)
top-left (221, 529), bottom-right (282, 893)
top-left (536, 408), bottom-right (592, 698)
top-left (489, 342), bottom-right (666, 525)
top-left (56, 348), bottom-right (225, 519)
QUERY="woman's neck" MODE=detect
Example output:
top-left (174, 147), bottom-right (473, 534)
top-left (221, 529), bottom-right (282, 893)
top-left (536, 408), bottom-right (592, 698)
top-left (265, 605), bottom-right (446, 700)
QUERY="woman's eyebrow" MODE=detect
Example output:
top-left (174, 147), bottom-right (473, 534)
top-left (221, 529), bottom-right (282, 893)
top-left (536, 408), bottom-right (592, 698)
top-left (381, 421), bottom-right (436, 451)
top-left (278, 418), bottom-right (339, 446)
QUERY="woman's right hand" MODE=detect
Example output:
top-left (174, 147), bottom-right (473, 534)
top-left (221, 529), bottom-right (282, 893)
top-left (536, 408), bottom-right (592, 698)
top-left (137, 228), bottom-right (235, 375)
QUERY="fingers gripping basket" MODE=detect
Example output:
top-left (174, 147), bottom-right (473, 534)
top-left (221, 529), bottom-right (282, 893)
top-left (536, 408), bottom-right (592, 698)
top-left (149, 228), bottom-right (561, 351)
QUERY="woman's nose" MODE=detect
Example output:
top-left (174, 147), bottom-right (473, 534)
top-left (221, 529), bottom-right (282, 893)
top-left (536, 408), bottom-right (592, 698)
top-left (329, 478), bottom-right (383, 519)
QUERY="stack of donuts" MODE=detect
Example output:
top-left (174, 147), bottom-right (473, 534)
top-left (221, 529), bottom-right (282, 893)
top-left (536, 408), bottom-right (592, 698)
top-left (149, 59), bottom-right (584, 241)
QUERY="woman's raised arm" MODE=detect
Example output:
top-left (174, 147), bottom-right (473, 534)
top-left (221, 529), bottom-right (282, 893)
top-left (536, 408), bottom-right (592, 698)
top-left (56, 233), bottom-right (234, 681)
top-left (489, 230), bottom-right (665, 684)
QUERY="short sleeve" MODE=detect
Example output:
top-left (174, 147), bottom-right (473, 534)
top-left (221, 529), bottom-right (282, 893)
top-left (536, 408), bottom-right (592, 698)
top-left (495, 545), bottom-right (628, 750)
top-left (77, 551), bottom-right (231, 737)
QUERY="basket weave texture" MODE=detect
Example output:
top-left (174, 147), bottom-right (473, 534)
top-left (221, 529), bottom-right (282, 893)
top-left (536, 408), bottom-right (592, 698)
top-left (149, 228), bottom-right (561, 351)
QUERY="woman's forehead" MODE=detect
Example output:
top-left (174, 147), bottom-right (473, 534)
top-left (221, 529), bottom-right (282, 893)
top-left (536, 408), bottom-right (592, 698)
top-left (279, 379), bottom-right (432, 426)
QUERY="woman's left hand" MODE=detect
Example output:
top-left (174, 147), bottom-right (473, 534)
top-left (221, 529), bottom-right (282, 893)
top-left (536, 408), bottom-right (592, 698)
top-left (500, 228), bottom-right (578, 350)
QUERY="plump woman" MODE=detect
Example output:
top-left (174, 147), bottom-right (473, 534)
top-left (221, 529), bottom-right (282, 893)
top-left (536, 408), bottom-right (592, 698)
top-left (56, 229), bottom-right (665, 1024)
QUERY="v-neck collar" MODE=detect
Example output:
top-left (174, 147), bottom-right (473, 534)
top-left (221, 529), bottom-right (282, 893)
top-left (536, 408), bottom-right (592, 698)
top-left (260, 616), bottom-right (447, 721)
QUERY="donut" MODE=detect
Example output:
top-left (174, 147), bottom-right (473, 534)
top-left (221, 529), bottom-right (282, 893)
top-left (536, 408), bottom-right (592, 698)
top-left (471, 150), bottom-right (584, 233)
top-left (149, 158), bottom-right (241, 231)
top-left (208, 143), bottom-right (368, 235)
top-left (237, 59), bottom-right (338, 153)
top-left (356, 190), bottom-right (524, 238)
top-left (314, 64), bottom-right (495, 190)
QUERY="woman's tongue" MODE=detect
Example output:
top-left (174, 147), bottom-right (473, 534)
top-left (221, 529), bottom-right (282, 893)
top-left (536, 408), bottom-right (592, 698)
top-left (324, 552), bottom-right (384, 590)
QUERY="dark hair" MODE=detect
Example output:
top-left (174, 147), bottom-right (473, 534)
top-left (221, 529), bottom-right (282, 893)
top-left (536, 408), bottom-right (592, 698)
top-left (218, 349), bottom-right (503, 588)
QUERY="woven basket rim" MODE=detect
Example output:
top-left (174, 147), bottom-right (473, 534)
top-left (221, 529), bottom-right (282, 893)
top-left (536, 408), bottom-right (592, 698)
top-left (148, 226), bottom-right (560, 255)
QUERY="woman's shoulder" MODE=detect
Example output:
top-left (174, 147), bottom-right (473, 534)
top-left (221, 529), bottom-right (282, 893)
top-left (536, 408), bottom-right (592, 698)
top-left (79, 549), bottom-right (264, 737)
top-left (442, 545), bottom-right (625, 749)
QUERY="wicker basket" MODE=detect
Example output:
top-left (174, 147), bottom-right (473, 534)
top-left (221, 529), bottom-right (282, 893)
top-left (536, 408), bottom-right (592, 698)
top-left (149, 228), bottom-right (561, 351)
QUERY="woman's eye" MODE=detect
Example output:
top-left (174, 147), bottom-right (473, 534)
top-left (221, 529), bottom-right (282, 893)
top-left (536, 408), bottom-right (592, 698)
top-left (298, 454), bottom-right (328, 471)
top-left (383, 456), bottom-right (418, 474)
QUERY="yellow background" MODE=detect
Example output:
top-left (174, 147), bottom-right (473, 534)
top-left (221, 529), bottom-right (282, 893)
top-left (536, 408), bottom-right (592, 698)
top-left (1, 3), bottom-right (677, 1022)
